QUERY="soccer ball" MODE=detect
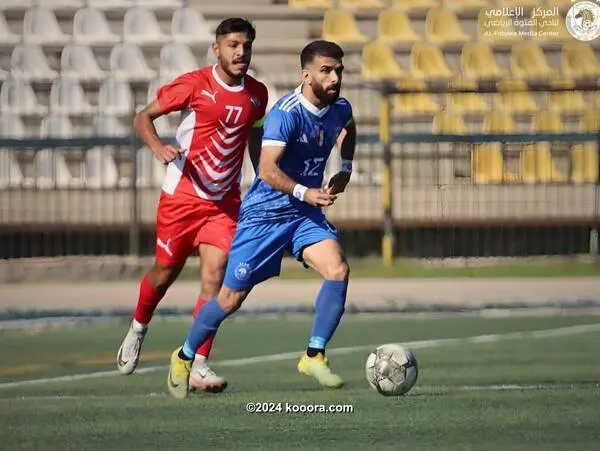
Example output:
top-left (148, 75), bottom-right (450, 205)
top-left (365, 343), bottom-right (419, 396)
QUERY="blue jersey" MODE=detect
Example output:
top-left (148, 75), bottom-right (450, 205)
top-left (237, 85), bottom-right (353, 227)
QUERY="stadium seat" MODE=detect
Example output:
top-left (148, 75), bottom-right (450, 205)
top-left (40, 114), bottom-right (74, 138)
top-left (92, 115), bottom-right (129, 137)
top-left (33, 148), bottom-right (74, 189)
top-left (86, 0), bottom-right (135, 11)
top-left (134, 0), bottom-right (183, 11)
top-left (511, 42), bottom-right (555, 80)
top-left (410, 42), bottom-right (454, 80)
top-left (471, 143), bottom-right (519, 184)
top-left (392, 0), bottom-right (438, 11)
top-left (433, 112), bottom-right (467, 134)
top-left (83, 148), bottom-right (120, 189)
top-left (10, 44), bottom-right (58, 83)
top-left (49, 79), bottom-right (96, 116)
top-left (123, 7), bottom-right (169, 47)
top-left (377, 8), bottom-right (422, 44)
top-left (339, 0), bottom-right (386, 9)
top-left (0, 0), bottom-right (34, 12)
top-left (0, 79), bottom-right (48, 116)
top-left (0, 114), bottom-right (26, 139)
top-left (0, 13), bottom-right (19, 46)
top-left (535, 110), bottom-right (564, 134)
top-left (461, 41), bottom-right (505, 80)
top-left (442, 0), bottom-right (489, 10)
top-left (159, 43), bottom-right (198, 80)
top-left (393, 92), bottom-right (440, 116)
top-left (72, 8), bottom-right (120, 46)
top-left (60, 44), bottom-right (106, 83)
top-left (361, 41), bottom-right (405, 80)
top-left (136, 147), bottom-right (166, 188)
top-left (445, 93), bottom-right (488, 114)
top-left (152, 115), bottom-right (175, 137)
top-left (322, 9), bottom-right (369, 44)
top-left (99, 78), bottom-right (134, 116)
top-left (583, 110), bottom-right (599, 132)
top-left (0, 149), bottom-right (24, 188)
top-left (109, 43), bottom-right (157, 82)
top-left (571, 143), bottom-right (598, 183)
top-left (561, 42), bottom-right (600, 79)
top-left (171, 7), bottom-right (212, 46)
top-left (23, 7), bottom-right (69, 46)
top-left (478, 9), bottom-right (521, 42)
top-left (547, 91), bottom-right (586, 115)
top-left (484, 110), bottom-right (516, 134)
top-left (494, 79), bottom-right (539, 114)
top-left (36, 0), bottom-right (85, 9)
top-left (288, 0), bottom-right (333, 9)
top-left (425, 8), bottom-right (471, 44)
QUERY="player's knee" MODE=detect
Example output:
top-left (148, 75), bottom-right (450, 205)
top-left (148, 264), bottom-right (181, 293)
top-left (324, 260), bottom-right (350, 281)
top-left (201, 266), bottom-right (225, 298)
top-left (217, 289), bottom-right (249, 314)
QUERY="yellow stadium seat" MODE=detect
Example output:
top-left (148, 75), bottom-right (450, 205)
top-left (510, 42), bottom-right (555, 80)
top-left (494, 90), bottom-right (539, 114)
top-left (425, 8), bottom-right (471, 44)
top-left (461, 42), bottom-right (505, 80)
top-left (484, 110), bottom-right (517, 134)
top-left (520, 143), bottom-right (568, 183)
top-left (535, 110), bottom-right (564, 133)
top-left (561, 42), bottom-right (600, 79)
top-left (393, 93), bottom-right (440, 116)
top-left (547, 91), bottom-right (586, 115)
top-left (443, 0), bottom-right (489, 10)
top-left (433, 112), bottom-right (468, 134)
top-left (445, 93), bottom-right (488, 114)
top-left (478, 9), bottom-right (521, 42)
top-left (583, 110), bottom-right (599, 132)
top-left (289, 0), bottom-right (333, 9)
top-left (471, 143), bottom-right (519, 184)
top-left (533, 13), bottom-right (571, 41)
top-left (393, 0), bottom-right (438, 11)
top-left (378, 8), bottom-right (422, 44)
top-left (571, 143), bottom-right (598, 183)
top-left (361, 41), bottom-right (405, 80)
top-left (410, 42), bottom-right (454, 80)
top-left (322, 9), bottom-right (369, 44)
top-left (339, 0), bottom-right (385, 9)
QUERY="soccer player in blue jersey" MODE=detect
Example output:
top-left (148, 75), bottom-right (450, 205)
top-left (167, 40), bottom-right (356, 399)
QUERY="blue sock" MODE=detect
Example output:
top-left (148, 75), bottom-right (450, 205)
top-left (307, 279), bottom-right (348, 355)
top-left (182, 298), bottom-right (227, 359)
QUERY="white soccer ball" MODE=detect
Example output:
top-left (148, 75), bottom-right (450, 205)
top-left (365, 343), bottom-right (419, 396)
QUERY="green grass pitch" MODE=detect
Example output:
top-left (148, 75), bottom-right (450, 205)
top-left (0, 314), bottom-right (599, 450)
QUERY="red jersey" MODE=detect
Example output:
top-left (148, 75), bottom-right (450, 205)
top-left (156, 65), bottom-right (268, 201)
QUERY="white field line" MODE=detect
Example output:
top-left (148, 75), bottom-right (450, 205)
top-left (0, 323), bottom-right (599, 391)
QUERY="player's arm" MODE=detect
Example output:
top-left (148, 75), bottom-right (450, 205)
top-left (326, 117), bottom-right (356, 195)
top-left (247, 118), bottom-right (264, 172)
top-left (133, 101), bottom-right (181, 164)
top-left (259, 145), bottom-right (336, 208)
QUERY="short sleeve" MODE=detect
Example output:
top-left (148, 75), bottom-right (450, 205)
top-left (262, 108), bottom-right (297, 147)
top-left (156, 73), bottom-right (197, 114)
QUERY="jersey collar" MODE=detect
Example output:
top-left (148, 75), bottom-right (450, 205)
top-left (212, 64), bottom-right (245, 92)
top-left (296, 85), bottom-right (330, 118)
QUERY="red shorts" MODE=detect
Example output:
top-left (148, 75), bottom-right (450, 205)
top-left (154, 191), bottom-right (240, 266)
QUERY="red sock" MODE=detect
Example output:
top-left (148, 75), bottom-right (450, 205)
top-left (133, 275), bottom-right (166, 325)
top-left (193, 297), bottom-right (216, 358)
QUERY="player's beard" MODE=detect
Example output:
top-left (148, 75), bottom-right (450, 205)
top-left (223, 58), bottom-right (249, 81)
top-left (313, 82), bottom-right (340, 105)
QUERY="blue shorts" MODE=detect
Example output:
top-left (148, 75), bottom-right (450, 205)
top-left (223, 214), bottom-right (339, 290)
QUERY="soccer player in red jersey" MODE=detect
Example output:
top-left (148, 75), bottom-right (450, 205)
top-left (116, 18), bottom-right (268, 393)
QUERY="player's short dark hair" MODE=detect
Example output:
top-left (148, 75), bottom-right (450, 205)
top-left (215, 17), bottom-right (256, 42)
top-left (300, 40), bottom-right (344, 68)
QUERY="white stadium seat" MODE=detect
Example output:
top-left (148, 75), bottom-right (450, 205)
top-left (72, 8), bottom-right (120, 47)
top-left (33, 149), bottom-right (74, 189)
top-left (0, 79), bottom-right (48, 116)
top-left (159, 43), bottom-right (198, 80)
top-left (110, 43), bottom-right (157, 82)
top-left (0, 13), bottom-right (19, 46)
top-left (83, 148), bottom-right (120, 189)
top-left (136, 147), bottom-right (166, 188)
top-left (60, 44), bottom-right (106, 83)
top-left (36, 0), bottom-right (85, 9)
top-left (0, 0), bottom-right (34, 12)
top-left (40, 114), bottom-right (74, 138)
top-left (10, 44), bottom-right (58, 83)
top-left (135, 0), bottom-right (184, 11)
top-left (0, 150), bottom-right (24, 189)
top-left (92, 115), bottom-right (129, 137)
top-left (23, 7), bottom-right (69, 46)
top-left (86, 0), bottom-right (135, 12)
top-left (99, 78), bottom-right (134, 116)
top-left (171, 8), bottom-right (212, 46)
top-left (0, 114), bottom-right (26, 139)
top-left (49, 79), bottom-right (96, 115)
top-left (123, 7), bottom-right (169, 47)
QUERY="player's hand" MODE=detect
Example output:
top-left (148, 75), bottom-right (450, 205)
top-left (152, 145), bottom-right (183, 165)
top-left (326, 171), bottom-right (351, 195)
top-left (303, 188), bottom-right (337, 207)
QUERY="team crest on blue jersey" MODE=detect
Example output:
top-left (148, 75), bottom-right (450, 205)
top-left (234, 262), bottom-right (251, 281)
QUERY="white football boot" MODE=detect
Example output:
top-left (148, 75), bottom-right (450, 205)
top-left (116, 322), bottom-right (147, 375)
top-left (189, 357), bottom-right (228, 393)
